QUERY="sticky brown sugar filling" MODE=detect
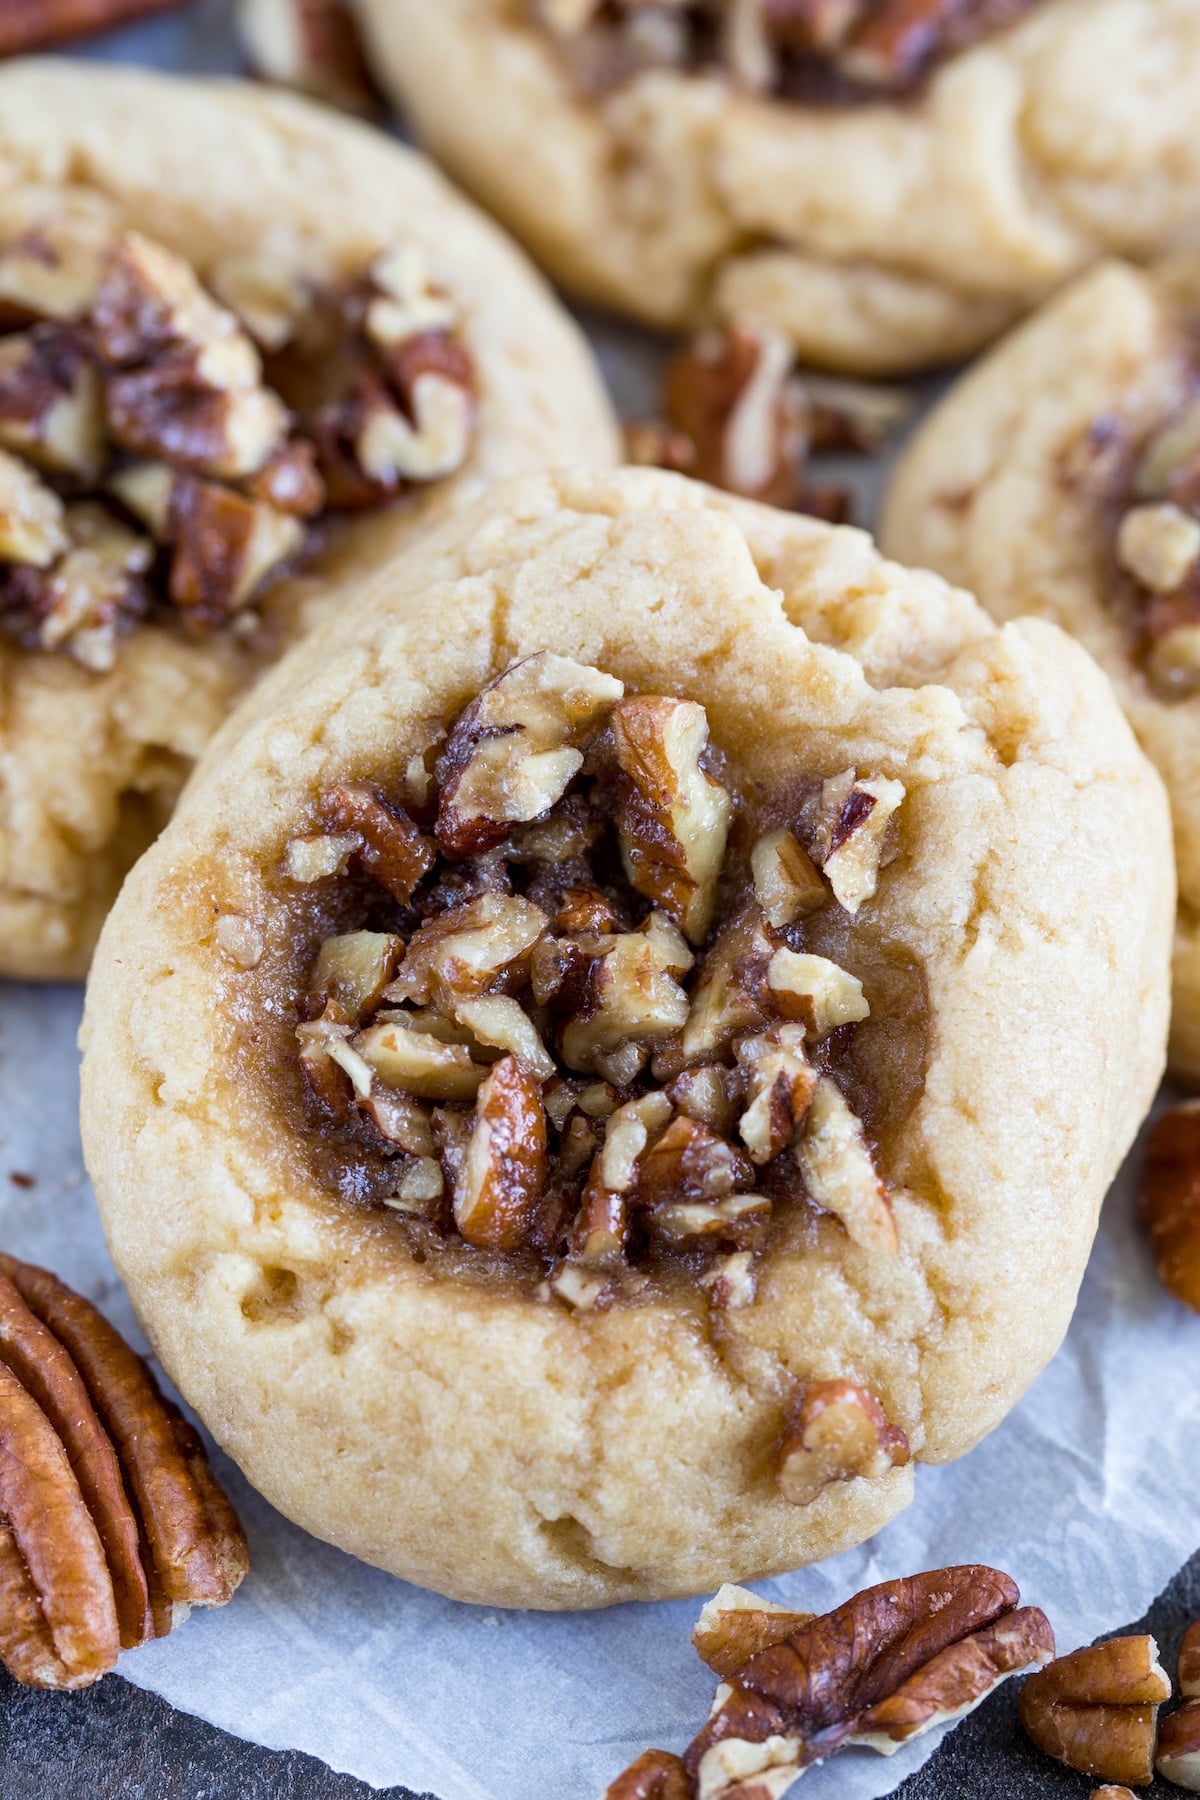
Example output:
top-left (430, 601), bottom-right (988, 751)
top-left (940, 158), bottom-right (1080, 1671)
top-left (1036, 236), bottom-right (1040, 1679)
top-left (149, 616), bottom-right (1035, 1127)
top-left (284, 651), bottom-right (914, 1312)
top-left (532, 0), bottom-right (1042, 103)
top-left (0, 222), bottom-right (475, 670)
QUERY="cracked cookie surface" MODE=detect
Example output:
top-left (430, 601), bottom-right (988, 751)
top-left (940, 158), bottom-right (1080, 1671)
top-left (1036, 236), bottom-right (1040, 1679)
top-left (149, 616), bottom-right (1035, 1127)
top-left (81, 467), bottom-right (1171, 1607)
top-left (353, 0), bottom-right (1200, 375)
top-left (0, 59), bottom-right (618, 978)
top-left (881, 254), bottom-right (1200, 1080)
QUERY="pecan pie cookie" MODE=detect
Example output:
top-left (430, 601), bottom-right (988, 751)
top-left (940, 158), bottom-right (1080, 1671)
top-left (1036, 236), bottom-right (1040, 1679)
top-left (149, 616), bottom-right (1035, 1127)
top-left (351, 0), bottom-right (1200, 375)
top-left (0, 60), bottom-right (617, 979)
top-left (80, 468), bottom-right (1171, 1608)
top-left (880, 255), bottom-right (1200, 1081)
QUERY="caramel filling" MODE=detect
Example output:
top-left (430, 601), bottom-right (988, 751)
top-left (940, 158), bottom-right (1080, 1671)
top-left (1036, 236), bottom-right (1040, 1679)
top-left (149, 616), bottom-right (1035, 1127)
top-left (0, 224), bottom-right (475, 670)
top-left (285, 652), bottom-right (911, 1310)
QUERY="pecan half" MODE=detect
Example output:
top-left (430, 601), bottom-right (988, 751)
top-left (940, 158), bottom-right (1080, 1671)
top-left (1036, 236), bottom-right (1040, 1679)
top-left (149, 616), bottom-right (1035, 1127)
top-left (1140, 1101), bottom-right (1200, 1311)
top-left (776, 1378), bottom-right (909, 1507)
top-left (0, 1255), bottom-right (248, 1688)
top-left (1018, 1636), bottom-right (1172, 1786)
top-left (851, 1605), bottom-right (1055, 1750)
top-left (1180, 1619), bottom-right (1200, 1698)
top-left (0, 0), bottom-right (183, 55)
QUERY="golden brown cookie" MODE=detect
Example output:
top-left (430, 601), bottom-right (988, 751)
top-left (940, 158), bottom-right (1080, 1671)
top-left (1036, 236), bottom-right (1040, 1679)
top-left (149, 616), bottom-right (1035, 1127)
top-left (881, 255), bottom-right (1200, 1080)
top-left (0, 59), bottom-right (618, 978)
top-left (352, 0), bottom-right (1200, 376)
top-left (81, 468), bottom-right (1171, 1608)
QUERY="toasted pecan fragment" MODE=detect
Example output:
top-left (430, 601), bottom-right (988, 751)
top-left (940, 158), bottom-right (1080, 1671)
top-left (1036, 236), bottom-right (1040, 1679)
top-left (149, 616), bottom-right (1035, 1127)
top-left (0, 447), bottom-right (67, 565)
top-left (735, 1024), bottom-right (816, 1165)
top-left (777, 1378), bottom-right (909, 1507)
top-left (0, 1266), bottom-right (149, 1649)
top-left (796, 1078), bottom-right (897, 1253)
top-left (0, 1255), bottom-right (250, 1613)
top-left (681, 905), bottom-right (775, 1063)
top-left (355, 1016), bottom-right (485, 1103)
top-left (561, 917), bottom-right (691, 1074)
top-left (638, 1113), bottom-right (755, 1210)
top-left (454, 1056), bottom-right (548, 1250)
top-left (613, 695), bottom-right (732, 944)
top-left (388, 893), bottom-right (547, 1011)
top-left (310, 931), bottom-right (403, 1023)
top-left (1140, 1101), bottom-right (1200, 1311)
top-left (436, 653), bottom-right (623, 857)
top-left (0, 325), bottom-right (105, 480)
top-left (751, 828), bottom-right (827, 929)
top-left (1018, 1636), bottom-right (1171, 1786)
top-left (692, 1584), bottom-right (815, 1680)
top-left (237, 0), bottom-right (377, 114)
top-left (766, 949), bottom-right (868, 1038)
top-left (662, 322), bottom-right (805, 509)
top-left (602, 1748), bottom-right (692, 1800)
top-left (322, 785), bottom-right (435, 902)
top-left (811, 770), bottom-right (905, 914)
top-left (0, 1358), bottom-right (119, 1687)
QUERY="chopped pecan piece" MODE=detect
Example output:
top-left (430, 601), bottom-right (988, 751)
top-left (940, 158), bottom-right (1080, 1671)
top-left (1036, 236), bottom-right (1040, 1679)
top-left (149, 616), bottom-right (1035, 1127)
top-left (680, 905), bottom-right (775, 1063)
top-left (6, 502), bottom-right (153, 672)
top-left (0, 448), bottom-right (68, 566)
top-left (1117, 502), bottom-right (1200, 594)
top-left (571, 1091), bottom-right (673, 1263)
top-left (0, 222), bottom-right (106, 325)
top-left (645, 1190), bottom-right (769, 1247)
top-left (735, 1024), bottom-right (816, 1165)
top-left (811, 770), bottom-right (905, 914)
top-left (638, 1114), bottom-right (755, 1209)
top-left (667, 1063), bottom-right (741, 1137)
top-left (322, 784), bottom-right (435, 902)
top-left (310, 930), bottom-right (403, 1022)
top-left (751, 828), bottom-right (827, 928)
top-left (214, 913), bottom-right (264, 969)
top-left (0, 326), bottom-right (105, 480)
top-left (436, 652), bottom-right (623, 857)
top-left (454, 1056), bottom-right (548, 1251)
top-left (796, 1077), bottom-right (898, 1253)
top-left (613, 695), bottom-right (732, 943)
top-left (1018, 1636), bottom-right (1171, 1786)
top-left (766, 948), bottom-right (869, 1038)
top-left (355, 1016), bottom-right (486, 1103)
top-left (388, 893), bottom-right (547, 1010)
top-left (776, 1378), bottom-right (909, 1507)
top-left (1140, 1100), bottom-right (1200, 1311)
top-left (237, 0), bottom-right (377, 114)
top-left (454, 993), bottom-right (556, 1081)
top-left (364, 247), bottom-right (460, 353)
top-left (383, 1154), bottom-right (445, 1216)
top-left (164, 475), bottom-right (305, 627)
top-left (560, 917), bottom-right (691, 1074)
top-left (282, 831), bottom-right (361, 883)
top-left (698, 1249), bottom-right (757, 1308)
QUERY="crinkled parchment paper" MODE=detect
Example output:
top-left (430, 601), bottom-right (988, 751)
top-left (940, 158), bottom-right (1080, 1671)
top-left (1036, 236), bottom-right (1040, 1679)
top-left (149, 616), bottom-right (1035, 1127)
top-left (2, 5), bottom-right (1192, 1794)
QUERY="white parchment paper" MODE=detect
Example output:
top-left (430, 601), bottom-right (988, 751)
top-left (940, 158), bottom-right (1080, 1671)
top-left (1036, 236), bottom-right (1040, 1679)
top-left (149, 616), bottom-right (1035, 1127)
top-left (6, 4), bottom-right (1197, 1794)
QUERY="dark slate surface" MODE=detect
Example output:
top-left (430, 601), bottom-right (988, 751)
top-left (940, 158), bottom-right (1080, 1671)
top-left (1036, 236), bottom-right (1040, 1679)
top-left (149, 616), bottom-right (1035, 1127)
top-left (4, 1549), bottom-right (1200, 1797)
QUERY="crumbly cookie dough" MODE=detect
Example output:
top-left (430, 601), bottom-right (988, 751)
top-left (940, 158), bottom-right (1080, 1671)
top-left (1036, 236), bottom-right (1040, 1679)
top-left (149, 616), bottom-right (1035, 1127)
top-left (81, 467), bottom-right (1172, 1608)
top-left (880, 256), bottom-right (1200, 1081)
top-left (0, 60), bottom-right (618, 979)
top-left (350, 0), bottom-right (1200, 376)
